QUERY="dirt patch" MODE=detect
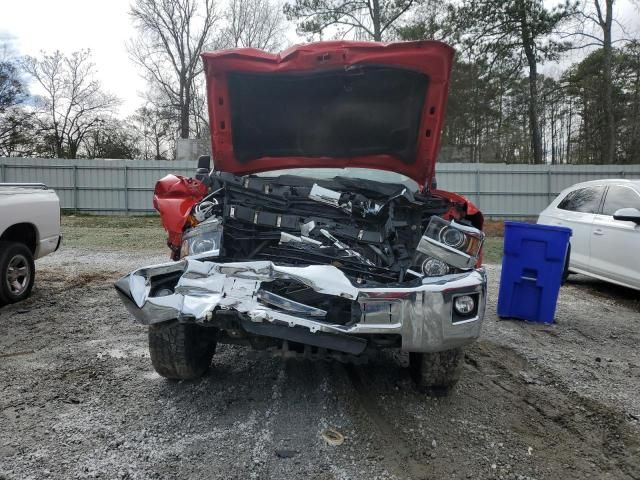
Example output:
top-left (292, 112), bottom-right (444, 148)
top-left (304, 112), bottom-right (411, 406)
top-left (483, 219), bottom-right (505, 237)
top-left (1, 249), bottom-right (639, 479)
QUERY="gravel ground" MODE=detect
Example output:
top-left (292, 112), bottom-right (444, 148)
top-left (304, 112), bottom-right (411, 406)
top-left (1, 245), bottom-right (639, 480)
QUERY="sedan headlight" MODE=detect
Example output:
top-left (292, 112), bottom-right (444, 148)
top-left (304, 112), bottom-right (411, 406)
top-left (416, 217), bottom-right (484, 270)
top-left (180, 217), bottom-right (223, 258)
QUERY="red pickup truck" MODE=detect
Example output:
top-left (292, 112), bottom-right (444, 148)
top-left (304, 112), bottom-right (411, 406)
top-left (116, 41), bottom-right (486, 395)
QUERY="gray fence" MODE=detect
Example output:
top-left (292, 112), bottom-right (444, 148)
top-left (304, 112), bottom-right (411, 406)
top-left (2, 157), bottom-right (640, 218)
top-left (0, 158), bottom-right (194, 214)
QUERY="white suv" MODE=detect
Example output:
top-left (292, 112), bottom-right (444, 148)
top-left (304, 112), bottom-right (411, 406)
top-left (538, 179), bottom-right (640, 291)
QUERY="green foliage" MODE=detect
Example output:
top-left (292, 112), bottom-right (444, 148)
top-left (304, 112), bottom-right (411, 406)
top-left (81, 119), bottom-right (141, 160)
top-left (455, 0), bottom-right (577, 65)
top-left (0, 60), bottom-right (25, 112)
top-left (564, 42), bottom-right (640, 164)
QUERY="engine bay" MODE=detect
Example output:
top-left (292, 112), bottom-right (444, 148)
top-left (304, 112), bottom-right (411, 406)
top-left (173, 171), bottom-right (475, 286)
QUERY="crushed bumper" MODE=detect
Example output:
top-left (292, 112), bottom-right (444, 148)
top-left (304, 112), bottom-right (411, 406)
top-left (115, 259), bottom-right (486, 353)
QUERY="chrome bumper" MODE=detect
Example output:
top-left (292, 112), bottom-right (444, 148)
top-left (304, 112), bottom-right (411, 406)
top-left (115, 259), bottom-right (487, 353)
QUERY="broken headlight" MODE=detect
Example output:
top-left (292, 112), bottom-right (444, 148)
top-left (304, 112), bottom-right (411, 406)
top-left (421, 257), bottom-right (450, 276)
top-left (180, 217), bottom-right (223, 258)
top-left (415, 216), bottom-right (484, 272)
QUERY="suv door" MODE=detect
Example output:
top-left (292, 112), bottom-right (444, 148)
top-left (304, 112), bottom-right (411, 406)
top-left (552, 185), bottom-right (605, 270)
top-left (590, 185), bottom-right (640, 289)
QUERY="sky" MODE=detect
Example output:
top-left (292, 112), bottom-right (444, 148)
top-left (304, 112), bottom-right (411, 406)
top-left (0, 0), bottom-right (147, 115)
top-left (1, 0), bottom-right (639, 118)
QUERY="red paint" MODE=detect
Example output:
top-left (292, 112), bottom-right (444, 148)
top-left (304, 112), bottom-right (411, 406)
top-left (432, 189), bottom-right (485, 265)
top-left (153, 174), bottom-right (208, 255)
top-left (156, 41), bottom-right (484, 263)
top-left (201, 40), bottom-right (454, 187)
top-left (433, 189), bottom-right (482, 222)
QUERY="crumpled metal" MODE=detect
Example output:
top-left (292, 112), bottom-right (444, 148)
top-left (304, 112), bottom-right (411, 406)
top-left (116, 258), bottom-right (358, 326)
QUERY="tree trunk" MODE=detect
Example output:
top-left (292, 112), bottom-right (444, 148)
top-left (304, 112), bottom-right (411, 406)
top-left (155, 135), bottom-right (162, 160)
top-left (55, 140), bottom-right (64, 159)
top-left (371, 0), bottom-right (382, 41)
top-left (526, 61), bottom-right (543, 164)
top-left (68, 140), bottom-right (79, 159)
top-left (179, 73), bottom-right (190, 139)
top-left (522, 34), bottom-right (543, 164)
top-left (180, 104), bottom-right (190, 139)
top-left (54, 129), bottom-right (64, 158)
top-left (599, 0), bottom-right (615, 163)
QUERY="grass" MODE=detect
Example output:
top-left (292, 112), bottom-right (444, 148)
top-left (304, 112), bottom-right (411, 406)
top-left (61, 214), bottom-right (166, 251)
top-left (482, 237), bottom-right (503, 265)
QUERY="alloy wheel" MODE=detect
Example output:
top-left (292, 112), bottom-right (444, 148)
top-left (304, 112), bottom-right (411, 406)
top-left (6, 254), bottom-right (30, 296)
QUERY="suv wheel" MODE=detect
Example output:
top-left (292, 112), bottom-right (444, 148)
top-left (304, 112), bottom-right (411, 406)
top-left (148, 321), bottom-right (218, 380)
top-left (409, 348), bottom-right (464, 396)
top-left (0, 241), bottom-right (35, 306)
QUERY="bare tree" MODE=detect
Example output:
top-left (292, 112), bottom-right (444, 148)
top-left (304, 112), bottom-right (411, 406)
top-left (594, 1), bottom-right (616, 163)
top-left (577, 0), bottom-right (617, 163)
top-left (129, 104), bottom-right (176, 160)
top-left (22, 50), bottom-right (119, 159)
top-left (562, 0), bottom-right (629, 162)
top-left (222, 0), bottom-right (286, 51)
top-left (284, 0), bottom-right (418, 41)
top-left (129, 0), bottom-right (219, 140)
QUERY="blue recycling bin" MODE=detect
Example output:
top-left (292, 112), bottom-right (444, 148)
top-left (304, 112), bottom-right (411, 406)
top-left (497, 221), bottom-right (572, 324)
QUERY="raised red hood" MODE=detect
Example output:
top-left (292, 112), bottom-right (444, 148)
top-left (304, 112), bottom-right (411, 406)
top-left (202, 40), bottom-right (454, 188)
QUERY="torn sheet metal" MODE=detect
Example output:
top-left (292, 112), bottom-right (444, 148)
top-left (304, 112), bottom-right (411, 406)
top-left (309, 184), bottom-right (346, 209)
top-left (115, 258), bottom-right (360, 326)
top-left (115, 257), bottom-right (486, 353)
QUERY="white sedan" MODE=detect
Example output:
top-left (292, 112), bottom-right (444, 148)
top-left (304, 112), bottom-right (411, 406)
top-left (538, 179), bottom-right (640, 291)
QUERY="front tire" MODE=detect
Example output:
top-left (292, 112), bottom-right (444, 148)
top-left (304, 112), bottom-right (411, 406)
top-left (148, 321), bottom-right (218, 380)
top-left (410, 348), bottom-right (464, 395)
top-left (0, 241), bottom-right (35, 306)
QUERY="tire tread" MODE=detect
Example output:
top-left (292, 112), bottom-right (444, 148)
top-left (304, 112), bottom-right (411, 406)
top-left (148, 321), bottom-right (217, 380)
top-left (410, 348), bottom-right (464, 395)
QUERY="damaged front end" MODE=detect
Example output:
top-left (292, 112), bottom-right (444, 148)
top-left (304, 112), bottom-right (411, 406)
top-left (115, 171), bottom-right (487, 357)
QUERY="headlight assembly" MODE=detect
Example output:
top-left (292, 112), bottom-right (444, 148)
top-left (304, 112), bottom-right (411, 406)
top-left (180, 217), bottom-right (223, 258)
top-left (417, 216), bottom-right (484, 270)
top-left (421, 257), bottom-right (450, 277)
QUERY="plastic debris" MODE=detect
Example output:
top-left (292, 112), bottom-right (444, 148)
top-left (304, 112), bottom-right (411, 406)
top-left (321, 428), bottom-right (345, 446)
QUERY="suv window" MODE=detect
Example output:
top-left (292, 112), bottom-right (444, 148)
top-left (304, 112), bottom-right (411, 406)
top-left (602, 185), bottom-right (640, 216)
top-left (557, 186), bottom-right (605, 213)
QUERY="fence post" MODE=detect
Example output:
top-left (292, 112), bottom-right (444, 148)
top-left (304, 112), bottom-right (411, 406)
top-left (547, 168), bottom-right (552, 204)
top-left (1, 163), bottom-right (6, 183)
top-left (124, 165), bottom-right (129, 215)
top-left (475, 167), bottom-right (481, 205)
top-left (73, 165), bottom-right (78, 213)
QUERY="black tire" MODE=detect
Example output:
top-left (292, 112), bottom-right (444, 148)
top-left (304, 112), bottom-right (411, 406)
top-left (0, 241), bottom-right (35, 306)
top-left (409, 348), bottom-right (464, 396)
top-left (148, 321), bottom-right (218, 380)
top-left (561, 244), bottom-right (571, 285)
